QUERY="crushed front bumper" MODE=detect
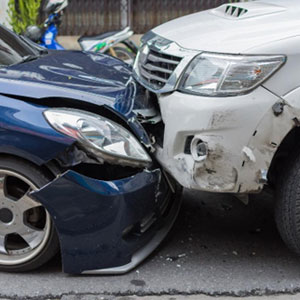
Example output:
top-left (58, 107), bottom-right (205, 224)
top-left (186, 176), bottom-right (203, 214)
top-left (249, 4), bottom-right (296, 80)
top-left (156, 86), bottom-right (284, 194)
top-left (31, 168), bottom-right (181, 274)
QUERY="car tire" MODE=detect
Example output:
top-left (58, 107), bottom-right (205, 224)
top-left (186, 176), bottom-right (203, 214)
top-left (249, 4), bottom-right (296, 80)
top-left (275, 150), bottom-right (300, 255)
top-left (0, 157), bottom-right (59, 272)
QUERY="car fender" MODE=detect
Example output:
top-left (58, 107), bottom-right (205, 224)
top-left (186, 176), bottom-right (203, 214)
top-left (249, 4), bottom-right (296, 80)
top-left (237, 87), bottom-right (300, 193)
top-left (0, 95), bottom-right (75, 166)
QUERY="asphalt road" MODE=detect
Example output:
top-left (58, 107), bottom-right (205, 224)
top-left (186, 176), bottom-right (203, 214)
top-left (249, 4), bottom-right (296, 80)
top-left (1, 189), bottom-right (300, 299)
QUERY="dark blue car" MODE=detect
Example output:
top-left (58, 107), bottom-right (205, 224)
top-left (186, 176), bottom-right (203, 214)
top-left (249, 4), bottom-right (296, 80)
top-left (0, 26), bottom-right (181, 274)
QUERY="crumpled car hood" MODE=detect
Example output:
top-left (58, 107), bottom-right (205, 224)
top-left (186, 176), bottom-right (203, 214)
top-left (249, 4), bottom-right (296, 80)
top-left (0, 50), bottom-right (154, 145)
top-left (0, 50), bottom-right (133, 109)
top-left (152, 0), bottom-right (299, 53)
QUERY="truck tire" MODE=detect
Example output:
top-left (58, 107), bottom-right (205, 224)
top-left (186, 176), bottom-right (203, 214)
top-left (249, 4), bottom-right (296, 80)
top-left (275, 151), bottom-right (300, 255)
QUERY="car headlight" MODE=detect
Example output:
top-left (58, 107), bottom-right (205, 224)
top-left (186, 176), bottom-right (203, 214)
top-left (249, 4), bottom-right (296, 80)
top-left (179, 52), bottom-right (286, 97)
top-left (44, 108), bottom-right (152, 167)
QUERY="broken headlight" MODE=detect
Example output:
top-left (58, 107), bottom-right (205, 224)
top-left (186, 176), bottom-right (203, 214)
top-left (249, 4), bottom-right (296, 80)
top-left (179, 53), bottom-right (286, 97)
top-left (44, 108), bottom-right (152, 167)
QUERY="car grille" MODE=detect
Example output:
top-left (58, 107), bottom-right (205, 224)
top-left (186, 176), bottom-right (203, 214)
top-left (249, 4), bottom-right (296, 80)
top-left (138, 47), bottom-right (182, 90)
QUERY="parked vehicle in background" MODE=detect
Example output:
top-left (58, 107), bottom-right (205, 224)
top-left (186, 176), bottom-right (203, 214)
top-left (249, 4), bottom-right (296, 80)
top-left (0, 25), bottom-right (181, 274)
top-left (25, 0), bottom-right (138, 64)
top-left (133, 0), bottom-right (300, 256)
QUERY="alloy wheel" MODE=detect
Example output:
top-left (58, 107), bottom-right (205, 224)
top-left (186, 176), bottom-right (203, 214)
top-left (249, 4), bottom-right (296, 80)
top-left (0, 170), bottom-right (51, 266)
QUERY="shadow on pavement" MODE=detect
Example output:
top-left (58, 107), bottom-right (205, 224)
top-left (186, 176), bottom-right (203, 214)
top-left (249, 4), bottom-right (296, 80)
top-left (42, 188), bottom-right (296, 274)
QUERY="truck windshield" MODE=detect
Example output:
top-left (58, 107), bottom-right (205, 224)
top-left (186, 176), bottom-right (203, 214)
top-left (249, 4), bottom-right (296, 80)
top-left (0, 26), bottom-right (40, 67)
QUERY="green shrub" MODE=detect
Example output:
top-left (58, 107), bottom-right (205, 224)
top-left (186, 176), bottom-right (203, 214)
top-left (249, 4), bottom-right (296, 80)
top-left (7, 0), bottom-right (42, 34)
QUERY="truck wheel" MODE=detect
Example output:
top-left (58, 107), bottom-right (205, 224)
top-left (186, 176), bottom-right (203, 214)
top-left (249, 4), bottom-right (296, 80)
top-left (275, 152), bottom-right (300, 255)
top-left (0, 157), bottom-right (59, 272)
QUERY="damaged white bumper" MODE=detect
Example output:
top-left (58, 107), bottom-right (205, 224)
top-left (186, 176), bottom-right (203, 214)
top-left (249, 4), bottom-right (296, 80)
top-left (155, 86), bottom-right (295, 194)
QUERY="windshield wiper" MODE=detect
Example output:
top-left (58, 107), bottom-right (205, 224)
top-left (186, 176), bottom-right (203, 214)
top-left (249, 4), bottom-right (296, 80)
top-left (22, 55), bottom-right (39, 62)
top-left (17, 55), bottom-right (39, 65)
top-left (19, 35), bottom-right (48, 55)
top-left (9, 55), bottom-right (40, 67)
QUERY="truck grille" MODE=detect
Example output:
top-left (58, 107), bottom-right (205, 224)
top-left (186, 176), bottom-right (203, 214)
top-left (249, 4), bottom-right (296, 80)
top-left (138, 47), bottom-right (182, 90)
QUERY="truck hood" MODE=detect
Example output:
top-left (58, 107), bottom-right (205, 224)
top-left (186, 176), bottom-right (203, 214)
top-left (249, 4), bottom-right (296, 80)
top-left (152, 0), bottom-right (300, 53)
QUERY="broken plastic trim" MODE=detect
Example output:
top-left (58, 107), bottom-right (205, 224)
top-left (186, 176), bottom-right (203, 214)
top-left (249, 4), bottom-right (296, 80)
top-left (54, 144), bottom-right (99, 168)
top-left (47, 144), bottom-right (144, 182)
top-left (30, 167), bottom-right (181, 274)
top-left (82, 184), bottom-right (181, 275)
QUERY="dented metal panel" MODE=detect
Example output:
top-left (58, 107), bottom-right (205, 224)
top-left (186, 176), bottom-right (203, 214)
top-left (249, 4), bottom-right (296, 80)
top-left (0, 94), bottom-right (75, 166)
top-left (238, 98), bottom-right (297, 193)
top-left (30, 168), bottom-right (179, 274)
top-left (155, 86), bottom-right (285, 193)
top-left (151, 79), bottom-right (300, 194)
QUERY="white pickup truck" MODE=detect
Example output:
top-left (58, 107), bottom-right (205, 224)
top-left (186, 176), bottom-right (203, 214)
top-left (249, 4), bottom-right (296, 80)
top-left (133, 0), bottom-right (300, 255)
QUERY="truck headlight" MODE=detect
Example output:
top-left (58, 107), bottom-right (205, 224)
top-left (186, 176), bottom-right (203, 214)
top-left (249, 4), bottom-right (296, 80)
top-left (44, 108), bottom-right (152, 167)
top-left (179, 53), bottom-right (286, 97)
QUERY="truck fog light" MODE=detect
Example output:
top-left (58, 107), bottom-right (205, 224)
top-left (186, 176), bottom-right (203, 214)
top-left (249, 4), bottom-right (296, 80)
top-left (191, 138), bottom-right (208, 162)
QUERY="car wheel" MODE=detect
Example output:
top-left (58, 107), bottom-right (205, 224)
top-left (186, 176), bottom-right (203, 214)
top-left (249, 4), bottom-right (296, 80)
top-left (0, 157), bottom-right (59, 272)
top-left (112, 46), bottom-right (135, 65)
top-left (275, 151), bottom-right (300, 255)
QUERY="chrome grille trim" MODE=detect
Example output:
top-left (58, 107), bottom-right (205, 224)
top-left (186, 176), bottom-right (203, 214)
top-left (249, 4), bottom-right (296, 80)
top-left (138, 47), bottom-right (183, 90)
top-left (140, 68), bottom-right (168, 84)
top-left (143, 63), bottom-right (173, 74)
top-left (147, 53), bottom-right (181, 65)
top-left (133, 32), bottom-right (201, 93)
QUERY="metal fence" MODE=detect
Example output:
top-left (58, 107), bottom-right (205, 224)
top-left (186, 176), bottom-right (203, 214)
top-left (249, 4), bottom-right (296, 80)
top-left (41, 0), bottom-right (240, 36)
top-left (131, 0), bottom-right (234, 33)
top-left (40, 0), bottom-right (122, 36)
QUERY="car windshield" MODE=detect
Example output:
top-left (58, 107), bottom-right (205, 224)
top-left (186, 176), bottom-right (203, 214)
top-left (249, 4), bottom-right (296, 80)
top-left (0, 26), bottom-right (40, 67)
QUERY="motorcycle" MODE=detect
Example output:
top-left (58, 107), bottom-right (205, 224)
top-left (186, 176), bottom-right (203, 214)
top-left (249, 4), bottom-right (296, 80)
top-left (25, 0), bottom-right (138, 64)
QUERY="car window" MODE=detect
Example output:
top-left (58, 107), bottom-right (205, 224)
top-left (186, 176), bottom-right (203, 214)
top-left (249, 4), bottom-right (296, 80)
top-left (0, 26), bottom-right (39, 67)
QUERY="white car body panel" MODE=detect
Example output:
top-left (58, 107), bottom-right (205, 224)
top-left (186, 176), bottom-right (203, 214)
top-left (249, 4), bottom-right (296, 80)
top-left (134, 0), bottom-right (300, 194)
top-left (156, 87), bottom-right (284, 193)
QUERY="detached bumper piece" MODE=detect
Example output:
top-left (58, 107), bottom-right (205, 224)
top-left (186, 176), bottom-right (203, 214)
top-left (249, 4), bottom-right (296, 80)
top-left (31, 168), bottom-right (180, 274)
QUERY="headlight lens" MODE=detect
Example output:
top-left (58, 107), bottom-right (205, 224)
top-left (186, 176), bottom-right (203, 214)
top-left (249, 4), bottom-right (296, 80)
top-left (179, 53), bottom-right (286, 96)
top-left (44, 108), bottom-right (151, 167)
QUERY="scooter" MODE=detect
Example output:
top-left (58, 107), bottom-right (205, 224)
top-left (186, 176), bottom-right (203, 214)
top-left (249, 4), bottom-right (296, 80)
top-left (25, 0), bottom-right (138, 64)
